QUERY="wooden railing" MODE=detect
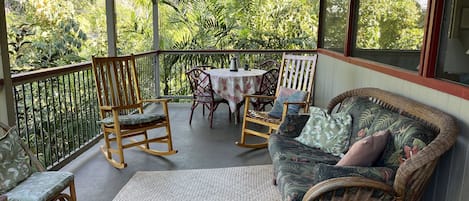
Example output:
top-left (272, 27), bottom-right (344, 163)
top-left (7, 49), bottom-right (317, 169)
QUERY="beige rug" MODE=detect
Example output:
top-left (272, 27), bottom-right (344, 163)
top-left (112, 165), bottom-right (281, 201)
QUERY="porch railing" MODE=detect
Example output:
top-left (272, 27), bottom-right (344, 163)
top-left (8, 49), bottom-right (316, 170)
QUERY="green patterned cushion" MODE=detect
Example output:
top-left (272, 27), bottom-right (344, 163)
top-left (375, 116), bottom-right (436, 169)
top-left (0, 126), bottom-right (31, 194)
top-left (5, 171), bottom-right (74, 201)
top-left (314, 163), bottom-right (396, 186)
top-left (295, 106), bottom-right (352, 157)
top-left (338, 97), bottom-right (383, 146)
top-left (277, 114), bottom-right (310, 138)
top-left (98, 113), bottom-right (166, 126)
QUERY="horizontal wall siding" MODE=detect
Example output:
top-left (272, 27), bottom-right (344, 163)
top-left (314, 53), bottom-right (469, 201)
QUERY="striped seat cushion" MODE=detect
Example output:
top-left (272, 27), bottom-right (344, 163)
top-left (247, 110), bottom-right (281, 124)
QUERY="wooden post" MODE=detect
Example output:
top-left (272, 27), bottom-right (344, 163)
top-left (152, 0), bottom-right (161, 97)
top-left (0, 0), bottom-right (16, 126)
top-left (106, 0), bottom-right (117, 57)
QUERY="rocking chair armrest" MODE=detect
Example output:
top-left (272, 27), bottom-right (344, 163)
top-left (302, 177), bottom-right (395, 201)
top-left (99, 104), bottom-right (142, 111)
top-left (141, 98), bottom-right (172, 104)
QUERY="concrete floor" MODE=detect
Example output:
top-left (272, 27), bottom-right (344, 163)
top-left (61, 103), bottom-right (272, 201)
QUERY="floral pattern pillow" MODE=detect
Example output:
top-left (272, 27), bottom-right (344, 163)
top-left (295, 106), bottom-right (352, 157)
top-left (268, 87), bottom-right (307, 118)
top-left (0, 126), bottom-right (31, 194)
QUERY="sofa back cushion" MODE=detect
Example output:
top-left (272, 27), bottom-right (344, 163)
top-left (338, 96), bottom-right (437, 169)
top-left (338, 97), bottom-right (384, 145)
top-left (0, 126), bottom-right (32, 194)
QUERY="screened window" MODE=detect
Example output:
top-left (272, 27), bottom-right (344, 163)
top-left (352, 0), bottom-right (427, 71)
top-left (436, 0), bottom-right (469, 86)
top-left (322, 0), bottom-right (348, 52)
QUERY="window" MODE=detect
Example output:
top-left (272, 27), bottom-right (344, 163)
top-left (322, 0), bottom-right (349, 52)
top-left (352, 0), bottom-right (427, 71)
top-left (436, 0), bottom-right (469, 86)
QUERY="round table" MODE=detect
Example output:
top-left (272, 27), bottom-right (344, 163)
top-left (206, 68), bottom-right (266, 113)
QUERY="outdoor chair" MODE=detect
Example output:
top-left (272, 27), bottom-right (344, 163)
top-left (0, 122), bottom-right (76, 201)
top-left (186, 67), bottom-right (231, 128)
top-left (91, 54), bottom-right (177, 169)
top-left (236, 53), bottom-right (318, 148)
top-left (251, 68), bottom-right (280, 111)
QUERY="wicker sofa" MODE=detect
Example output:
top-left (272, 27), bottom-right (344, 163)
top-left (268, 88), bottom-right (458, 201)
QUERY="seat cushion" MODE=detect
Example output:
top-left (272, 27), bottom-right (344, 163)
top-left (0, 126), bottom-right (31, 194)
top-left (6, 171), bottom-right (74, 201)
top-left (247, 110), bottom-right (281, 124)
top-left (98, 113), bottom-right (166, 126)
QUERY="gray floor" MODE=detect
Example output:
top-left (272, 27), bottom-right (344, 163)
top-left (61, 103), bottom-right (273, 201)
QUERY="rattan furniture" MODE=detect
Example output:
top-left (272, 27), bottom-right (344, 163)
top-left (268, 88), bottom-right (458, 201)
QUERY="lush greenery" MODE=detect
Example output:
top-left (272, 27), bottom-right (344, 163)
top-left (5, 0), bottom-right (320, 72)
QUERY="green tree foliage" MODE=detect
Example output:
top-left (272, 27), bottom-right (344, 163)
top-left (356, 0), bottom-right (425, 50)
top-left (6, 0), bottom-right (88, 72)
top-left (159, 0), bottom-right (319, 50)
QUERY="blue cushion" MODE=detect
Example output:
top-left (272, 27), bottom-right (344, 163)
top-left (6, 171), bottom-right (74, 201)
top-left (268, 87), bottom-right (307, 118)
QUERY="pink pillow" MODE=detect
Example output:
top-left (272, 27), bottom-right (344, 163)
top-left (336, 130), bottom-right (390, 166)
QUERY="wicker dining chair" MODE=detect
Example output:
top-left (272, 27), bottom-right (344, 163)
top-left (91, 54), bottom-right (177, 169)
top-left (0, 123), bottom-right (76, 201)
top-left (186, 67), bottom-right (231, 128)
top-left (251, 68), bottom-right (280, 111)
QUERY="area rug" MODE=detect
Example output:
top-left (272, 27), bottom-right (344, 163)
top-left (112, 165), bottom-right (281, 201)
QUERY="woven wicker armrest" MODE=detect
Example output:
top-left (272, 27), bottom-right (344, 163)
top-left (302, 177), bottom-right (396, 201)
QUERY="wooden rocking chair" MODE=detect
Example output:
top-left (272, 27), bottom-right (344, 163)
top-left (91, 54), bottom-right (177, 169)
top-left (236, 53), bottom-right (318, 148)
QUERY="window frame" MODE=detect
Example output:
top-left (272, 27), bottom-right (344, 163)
top-left (318, 0), bottom-right (469, 100)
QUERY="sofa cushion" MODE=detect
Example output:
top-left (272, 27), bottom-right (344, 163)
top-left (374, 116), bottom-right (436, 168)
top-left (314, 163), bottom-right (396, 186)
top-left (295, 107), bottom-right (352, 157)
top-left (269, 134), bottom-right (341, 165)
top-left (0, 126), bottom-right (31, 194)
top-left (5, 171), bottom-right (74, 201)
top-left (277, 114), bottom-right (310, 138)
top-left (275, 160), bottom-right (318, 201)
top-left (338, 97), bottom-right (383, 146)
top-left (336, 130), bottom-right (390, 166)
top-left (268, 87), bottom-right (307, 118)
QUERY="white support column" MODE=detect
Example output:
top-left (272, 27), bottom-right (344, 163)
top-left (106, 0), bottom-right (117, 57)
top-left (152, 0), bottom-right (161, 97)
top-left (0, 0), bottom-right (16, 126)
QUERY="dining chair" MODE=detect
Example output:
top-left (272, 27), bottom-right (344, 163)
top-left (251, 68), bottom-right (280, 111)
top-left (186, 67), bottom-right (231, 128)
top-left (91, 54), bottom-right (177, 169)
top-left (236, 53), bottom-right (318, 148)
top-left (0, 122), bottom-right (76, 201)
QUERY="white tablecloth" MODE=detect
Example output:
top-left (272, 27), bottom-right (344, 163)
top-left (206, 69), bottom-right (266, 112)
